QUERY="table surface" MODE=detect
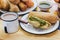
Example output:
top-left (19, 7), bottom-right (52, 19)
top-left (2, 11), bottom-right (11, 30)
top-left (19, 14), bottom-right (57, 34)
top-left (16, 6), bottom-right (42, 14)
top-left (0, 20), bottom-right (60, 40)
top-left (0, 0), bottom-right (60, 40)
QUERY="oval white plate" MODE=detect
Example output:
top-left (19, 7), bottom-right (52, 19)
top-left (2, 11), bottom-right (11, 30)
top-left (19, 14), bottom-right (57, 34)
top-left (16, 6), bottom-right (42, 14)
top-left (0, 0), bottom-right (37, 15)
top-left (20, 14), bottom-right (59, 34)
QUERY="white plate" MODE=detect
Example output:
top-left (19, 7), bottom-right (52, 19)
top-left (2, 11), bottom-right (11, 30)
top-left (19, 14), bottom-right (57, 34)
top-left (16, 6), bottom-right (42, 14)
top-left (1, 0), bottom-right (37, 15)
top-left (20, 14), bottom-right (59, 34)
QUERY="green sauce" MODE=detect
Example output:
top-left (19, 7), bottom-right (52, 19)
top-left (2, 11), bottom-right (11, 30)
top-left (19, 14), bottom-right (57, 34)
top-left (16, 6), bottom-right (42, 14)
top-left (40, 3), bottom-right (50, 8)
top-left (29, 17), bottom-right (46, 26)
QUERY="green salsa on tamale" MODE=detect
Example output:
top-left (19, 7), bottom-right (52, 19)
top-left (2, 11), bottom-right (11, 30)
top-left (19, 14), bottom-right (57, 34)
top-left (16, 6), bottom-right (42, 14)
top-left (28, 16), bottom-right (51, 29)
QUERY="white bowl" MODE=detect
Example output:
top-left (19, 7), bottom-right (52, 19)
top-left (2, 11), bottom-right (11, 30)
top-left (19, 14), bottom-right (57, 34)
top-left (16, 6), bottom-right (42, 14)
top-left (39, 1), bottom-right (52, 11)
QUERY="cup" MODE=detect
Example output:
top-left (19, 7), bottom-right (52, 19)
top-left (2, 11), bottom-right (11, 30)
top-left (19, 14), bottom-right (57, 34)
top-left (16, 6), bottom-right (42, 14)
top-left (39, 1), bottom-right (52, 12)
top-left (1, 12), bottom-right (19, 33)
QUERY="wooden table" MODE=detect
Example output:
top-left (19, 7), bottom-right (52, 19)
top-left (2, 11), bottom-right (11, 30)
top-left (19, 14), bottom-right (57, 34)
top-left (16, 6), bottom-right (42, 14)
top-left (0, 20), bottom-right (60, 40)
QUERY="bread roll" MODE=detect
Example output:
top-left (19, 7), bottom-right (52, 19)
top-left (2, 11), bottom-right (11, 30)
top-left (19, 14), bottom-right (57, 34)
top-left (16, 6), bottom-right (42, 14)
top-left (28, 12), bottom-right (58, 24)
top-left (19, 2), bottom-right (27, 11)
top-left (54, 0), bottom-right (60, 3)
top-left (0, 0), bottom-right (9, 10)
top-left (9, 3), bottom-right (20, 12)
top-left (9, 0), bottom-right (20, 4)
top-left (22, 0), bottom-right (34, 8)
top-left (25, 0), bottom-right (34, 8)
